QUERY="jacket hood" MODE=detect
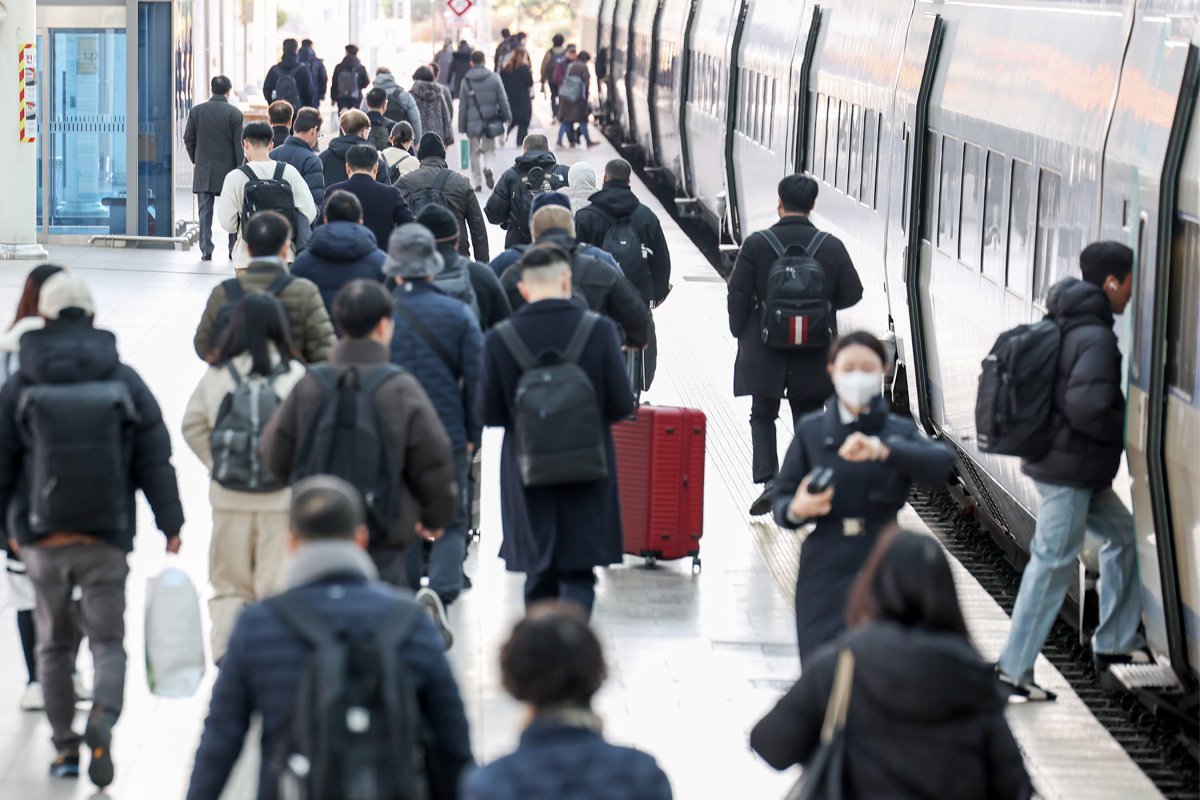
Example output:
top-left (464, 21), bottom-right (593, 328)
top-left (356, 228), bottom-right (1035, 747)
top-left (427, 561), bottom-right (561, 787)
top-left (19, 317), bottom-right (120, 384)
top-left (515, 150), bottom-right (559, 173)
top-left (339, 55), bottom-right (362, 70)
top-left (847, 622), bottom-right (1006, 723)
top-left (327, 134), bottom-right (364, 157)
top-left (308, 220), bottom-right (381, 260)
top-left (280, 52), bottom-right (301, 69)
top-left (587, 184), bottom-right (641, 217)
top-left (298, 45), bottom-right (319, 63)
top-left (465, 66), bottom-right (493, 82)
top-left (1047, 276), bottom-right (1114, 326)
top-left (0, 316), bottom-right (44, 354)
top-left (372, 72), bottom-right (401, 94)
top-left (410, 80), bottom-right (444, 102)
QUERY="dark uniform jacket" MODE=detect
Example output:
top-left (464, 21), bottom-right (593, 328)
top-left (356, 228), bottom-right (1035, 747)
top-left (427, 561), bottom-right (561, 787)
top-left (727, 215), bottom-right (863, 401)
top-left (1023, 277), bottom-right (1126, 489)
top-left (478, 301), bottom-right (635, 574)
top-left (751, 621), bottom-right (1031, 800)
top-left (183, 95), bottom-right (244, 196)
top-left (324, 173), bottom-right (415, 250)
top-left (0, 317), bottom-right (184, 552)
top-left (260, 339), bottom-right (458, 549)
top-left (575, 183), bottom-right (672, 306)
top-left (396, 158), bottom-right (490, 262)
top-left (270, 135), bottom-right (326, 250)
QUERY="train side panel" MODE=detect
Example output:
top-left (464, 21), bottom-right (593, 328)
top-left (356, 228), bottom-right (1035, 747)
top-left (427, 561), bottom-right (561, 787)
top-left (629, 0), bottom-right (660, 161)
top-left (652, 0), bottom-right (696, 193)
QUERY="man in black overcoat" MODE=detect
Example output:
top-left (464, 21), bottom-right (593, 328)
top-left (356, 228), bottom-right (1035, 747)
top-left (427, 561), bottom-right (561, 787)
top-left (184, 75), bottom-right (243, 261)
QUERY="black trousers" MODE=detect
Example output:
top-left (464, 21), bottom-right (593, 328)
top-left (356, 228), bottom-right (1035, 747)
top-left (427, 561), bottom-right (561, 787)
top-left (750, 395), bottom-right (822, 484)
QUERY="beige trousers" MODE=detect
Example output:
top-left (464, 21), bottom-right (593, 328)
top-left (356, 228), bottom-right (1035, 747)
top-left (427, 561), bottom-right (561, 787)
top-left (208, 509), bottom-right (289, 662)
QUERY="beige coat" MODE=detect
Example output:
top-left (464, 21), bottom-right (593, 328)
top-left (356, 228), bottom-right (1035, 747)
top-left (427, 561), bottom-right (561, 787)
top-left (182, 350), bottom-right (307, 511)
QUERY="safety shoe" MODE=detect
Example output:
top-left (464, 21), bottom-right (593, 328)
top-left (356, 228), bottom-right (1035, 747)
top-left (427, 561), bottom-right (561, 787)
top-left (1094, 649), bottom-right (1152, 691)
top-left (484, 168), bottom-right (495, 190)
top-left (749, 483), bottom-right (774, 517)
top-left (48, 752), bottom-right (79, 779)
top-left (997, 670), bottom-right (1057, 703)
top-left (84, 707), bottom-right (116, 788)
top-left (416, 587), bottom-right (454, 651)
top-left (20, 681), bottom-right (44, 712)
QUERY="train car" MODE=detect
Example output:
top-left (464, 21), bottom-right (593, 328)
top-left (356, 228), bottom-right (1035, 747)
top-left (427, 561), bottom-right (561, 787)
top-left (607, 0), bottom-right (638, 137)
top-left (651, 0), bottom-right (697, 194)
top-left (590, 0), bottom-right (1200, 710)
top-left (628, 0), bottom-right (661, 162)
top-left (593, 0), bottom-right (614, 112)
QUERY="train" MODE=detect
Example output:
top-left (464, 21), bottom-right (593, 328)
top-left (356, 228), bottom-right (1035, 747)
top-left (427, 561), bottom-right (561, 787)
top-left (581, 0), bottom-right (1200, 719)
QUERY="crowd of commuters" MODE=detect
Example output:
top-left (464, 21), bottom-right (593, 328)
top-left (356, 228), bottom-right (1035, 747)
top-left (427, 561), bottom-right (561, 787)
top-left (1, 27), bottom-right (1150, 800)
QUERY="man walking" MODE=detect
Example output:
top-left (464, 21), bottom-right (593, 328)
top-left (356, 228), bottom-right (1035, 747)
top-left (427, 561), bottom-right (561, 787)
top-left (269, 106), bottom-right (326, 250)
top-left (263, 38), bottom-right (315, 111)
top-left (385, 225), bottom-right (483, 647)
top-left (319, 109), bottom-right (391, 189)
top-left (484, 134), bottom-right (568, 248)
top-left (997, 242), bottom-right (1146, 702)
top-left (290, 192), bottom-right (386, 316)
top-left (185, 476), bottom-right (472, 800)
top-left (541, 33), bottom-right (568, 118)
top-left (325, 144), bottom-right (415, 249)
top-left (267, 100), bottom-right (293, 148)
top-left (396, 132), bottom-right (489, 262)
top-left (183, 75), bottom-right (242, 261)
top-left (331, 44), bottom-right (370, 112)
top-left (261, 281), bottom-right (460, 590)
top-left (478, 244), bottom-right (635, 617)
top-left (726, 175), bottom-right (862, 515)
top-left (458, 50), bottom-right (511, 192)
top-left (418, 204), bottom-right (511, 332)
top-left (0, 272), bottom-right (184, 786)
top-left (298, 39), bottom-right (328, 105)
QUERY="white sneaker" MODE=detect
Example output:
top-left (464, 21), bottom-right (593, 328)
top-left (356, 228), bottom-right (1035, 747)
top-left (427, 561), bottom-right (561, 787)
top-left (20, 681), bottom-right (44, 712)
top-left (73, 672), bottom-right (92, 703)
top-left (415, 588), bottom-right (454, 651)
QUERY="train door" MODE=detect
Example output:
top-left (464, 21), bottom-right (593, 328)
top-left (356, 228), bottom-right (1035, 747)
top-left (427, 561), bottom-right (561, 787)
top-left (1102, 22), bottom-right (1200, 693)
top-left (885, 11), bottom-right (944, 434)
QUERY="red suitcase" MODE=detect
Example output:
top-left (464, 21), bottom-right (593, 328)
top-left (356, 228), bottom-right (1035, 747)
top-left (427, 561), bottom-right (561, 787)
top-left (612, 404), bottom-right (706, 570)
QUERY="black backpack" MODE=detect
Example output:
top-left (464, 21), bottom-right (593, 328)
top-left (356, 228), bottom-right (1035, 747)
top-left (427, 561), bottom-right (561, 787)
top-left (758, 229), bottom-right (833, 350)
top-left (272, 64), bottom-right (305, 110)
top-left (407, 171), bottom-right (455, 218)
top-left (336, 67), bottom-right (360, 102)
top-left (290, 364), bottom-right (403, 546)
top-left (268, 592), bottom-right (433, 800)
top-left (495, 313), bottom-right (608, 487)
top-left (17, 380), bottom-right (138, 536)
top-left (209, 362), bottom-right (289, 493)
top-left (240, 163), bottom-right (296, 231)
top-left (211, 274), bottom-right (295, 351)
top-left (509, 166), bottom-right (566, 244)
top-left (590, 208), bottom-right (650, 297)
top-left (975, 317), bottom-right (1098, 461)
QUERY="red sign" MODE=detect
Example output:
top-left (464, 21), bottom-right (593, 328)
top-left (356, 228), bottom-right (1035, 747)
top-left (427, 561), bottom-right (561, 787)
top-left (447, 0), bottom-right (473, 16)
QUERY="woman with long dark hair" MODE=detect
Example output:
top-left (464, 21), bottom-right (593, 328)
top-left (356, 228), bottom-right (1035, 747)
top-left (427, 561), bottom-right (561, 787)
top-left (751, 530), bottom-right (1032, 799)
top-left (772, 331), bottom-right (955, 662)
top-left (182, 293), bottom-right (306, 662)
top-left (502, 47), bottom-right (535, 146)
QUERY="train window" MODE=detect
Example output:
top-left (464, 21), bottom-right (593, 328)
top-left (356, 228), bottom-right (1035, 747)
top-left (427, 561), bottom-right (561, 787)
top-left (960, 143), bottom-right (981, 269)
top-left (812, 93), bottom-right (827, 179)
top-left (768, 78), bottom-right (777, 148)
top-left (1007, 159), bottom-right (1034, 297)
top-left (938, 136), bottom-right (961, 253)
top-left (838, 100), bottom-right (853, 194)
top-left (848, 105), bottom-right (863, 202)
top-left (757, 73), bottom-right (766, 144)
top-left (1032, 169), bottom-right (1062, 305)
top-left (862, 110), bottom-right (879, 210)
top-left (981, 150), bottom-right (1006, 284)
top-left (825, 97), bottom-right (838, 182)
top-left (921, 130), bottom-right (937, 242)
top-left (1167, 220), bottom-right (1198, 398)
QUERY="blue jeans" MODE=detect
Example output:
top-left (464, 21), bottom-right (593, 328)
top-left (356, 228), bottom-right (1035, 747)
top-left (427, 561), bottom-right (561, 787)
top-left (998, 482), bottom-right (1145, 685)
top-left (407, 448), bottom-right (470, 605)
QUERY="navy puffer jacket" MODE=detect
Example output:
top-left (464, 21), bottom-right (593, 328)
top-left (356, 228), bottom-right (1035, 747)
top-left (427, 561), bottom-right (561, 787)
top-left (290, 220), bottom-right (385, 318)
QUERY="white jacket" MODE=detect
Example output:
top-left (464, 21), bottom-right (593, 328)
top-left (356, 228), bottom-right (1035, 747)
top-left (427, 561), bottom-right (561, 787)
top-left (217, 159), bottom-right (318, 269)
top-left (181, 350), bottom-right (307, 511)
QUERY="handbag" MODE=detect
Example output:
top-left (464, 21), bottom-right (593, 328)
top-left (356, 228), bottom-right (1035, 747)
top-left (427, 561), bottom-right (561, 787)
top-left (785, 648), bottom-right (855, 800)
top-left (466, 79), bottom-right (506, 139)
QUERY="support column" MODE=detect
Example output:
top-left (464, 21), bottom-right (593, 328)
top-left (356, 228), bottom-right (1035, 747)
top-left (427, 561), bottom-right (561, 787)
top-left (0, 0), bottom-right (48, 258)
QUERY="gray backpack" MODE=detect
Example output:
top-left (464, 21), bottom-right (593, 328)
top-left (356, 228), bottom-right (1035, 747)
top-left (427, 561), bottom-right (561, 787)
top-left (433, 254), bottom-right (481, 321)
top-left (210, 362), bottom-right (288, 492)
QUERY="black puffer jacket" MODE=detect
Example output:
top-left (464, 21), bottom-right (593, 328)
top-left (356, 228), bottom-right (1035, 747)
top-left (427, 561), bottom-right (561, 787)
top-left (0, 316), bottom-right (184, 551)
top-left (751, 622), bottom-right (1031, 800)
top-left (1023, 277), bottom-right (1126, 489)
top-left (484, 150), bottom-right (568, 248)
top-left (575, 183), bottom-right (672, 306)
top-left (319, 134), bottom-right (390, 189)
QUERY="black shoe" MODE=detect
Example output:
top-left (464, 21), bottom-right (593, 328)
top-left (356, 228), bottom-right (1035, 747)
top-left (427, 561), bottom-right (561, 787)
top-left (49, 753), bottom-right (79, 779)
top-left (997, 670), bottom-right (1057, 702)
top-left (200, 253), bottom-right (213, 262)
top-left (749, 483), bottom-right (774, 517)
top-left (474, 185), bottom-right (483, 193)
top-left (484, 168), bottom-right (495, 189)
top-left (84, 708), bottom-right (116, 788)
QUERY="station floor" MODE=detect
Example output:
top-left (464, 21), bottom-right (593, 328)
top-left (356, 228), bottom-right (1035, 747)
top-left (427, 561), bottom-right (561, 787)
top-left (0, 111), bottom-right (1164, 799)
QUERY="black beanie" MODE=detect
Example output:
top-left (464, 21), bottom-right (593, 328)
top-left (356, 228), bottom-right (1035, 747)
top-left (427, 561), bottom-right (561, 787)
top-left (418, 132), bottom-right (447, 160)
top-left (417, 204), bottom-right (460, 242)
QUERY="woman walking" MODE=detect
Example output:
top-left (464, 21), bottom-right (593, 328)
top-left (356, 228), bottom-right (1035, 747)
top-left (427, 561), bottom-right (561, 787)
top-left (501, 47), bottom-right (534, 147)
top-left (411, 65), bottom-right (455, 148)
top-left (557, 52), bottom-right (598, 148)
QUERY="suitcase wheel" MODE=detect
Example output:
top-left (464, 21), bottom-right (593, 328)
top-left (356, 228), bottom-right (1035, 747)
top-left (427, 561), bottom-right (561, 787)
top-left (469, 528), bottom-right (481, 543)
top-left (643, 555), bottom-right (658, 569)
top-left (691, 556), bottom-right (702, 573)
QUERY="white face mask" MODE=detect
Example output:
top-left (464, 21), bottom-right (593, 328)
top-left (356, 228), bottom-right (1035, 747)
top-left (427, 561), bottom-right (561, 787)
top-left (834, 370), bottom-right (882, 411)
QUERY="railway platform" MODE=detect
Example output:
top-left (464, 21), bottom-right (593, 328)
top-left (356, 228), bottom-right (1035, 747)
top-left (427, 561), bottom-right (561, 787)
top-left (0, 114), bottom-right (1163, 800)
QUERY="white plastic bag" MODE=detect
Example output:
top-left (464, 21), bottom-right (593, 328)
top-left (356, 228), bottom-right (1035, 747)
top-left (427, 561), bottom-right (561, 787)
top-left (145, 566), bottom-right (205, 697)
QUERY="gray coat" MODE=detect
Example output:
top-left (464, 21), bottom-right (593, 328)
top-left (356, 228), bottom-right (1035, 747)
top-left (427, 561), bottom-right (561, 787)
top-left (458, 66), bottom-right (512, 138)
top-left (411, 80), bottom-right (455, 145)
top-left (184, 95), bottom-right (244, 196)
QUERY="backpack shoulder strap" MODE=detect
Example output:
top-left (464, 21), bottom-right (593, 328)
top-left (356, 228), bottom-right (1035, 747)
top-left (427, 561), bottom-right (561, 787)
top-left (272, 161), bottom-right (287, 182)
top-left (585, 206), bottom-right (616, 227)
top-left (393, 298), bottom-right (457, 374)
top-left (223, 361), bottom-right (244, 386)
top-left (563, 312), bottom-right (600, 364)
top-left (805, 231), bottom-right (830, 259)
top-left (265, 272), bottom-right (294, 296)
top-left (759, 229), bottom-right (787, 259)
top-left (221, 277), bottom-right (245, 301)
top-left (311, 363), bottom-right (337, 391)
top-left (494, 320), bottom-right (536, 371)
top-left (238, 164), bottom-right (256, 182)
top-left (265, 592), bottom-right (339, 650)
top-left (361, 362), bottom-right (405, 394)
top-left (432, 170), bottom-right (453, 192)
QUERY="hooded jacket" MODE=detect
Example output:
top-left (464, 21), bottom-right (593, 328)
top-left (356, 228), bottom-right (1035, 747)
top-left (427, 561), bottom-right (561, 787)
top-left (362, 72), bottom-right (422, 138)
top-left (411, 80), bottom-right (455, 145)
top-left (395, 157), bottom-right (489, 262)
top-left (290, 221), bottom-right (386, 317)
top-left (263, 52), bottom-right (315, 109)
top-left (331, 55), bottom-right (369, 105)
top-left (484, 150), bottom-right (564, 247)
top-left (565, 163), bottom-right (598, 215)
top-left (0, 316), bottom-right (185, 551)
top-left (318, 134), bottom-right (391, 189)
top-left (457, 65), bottom-right (512, 138)
top-left (1023, 277), bottom-right (1126, 488)
top-left (751, 622), bottom-right (1031, 800)
top-left (297, 45), bottom-right (327, 101)
top-left (270, 135), bottom-right (326, 249)
top-left (576, 183), bottom-right (672, 305)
